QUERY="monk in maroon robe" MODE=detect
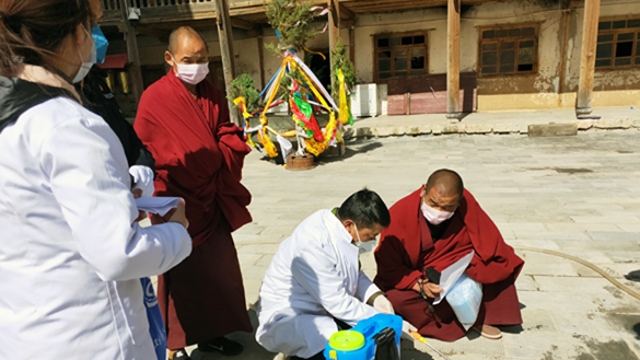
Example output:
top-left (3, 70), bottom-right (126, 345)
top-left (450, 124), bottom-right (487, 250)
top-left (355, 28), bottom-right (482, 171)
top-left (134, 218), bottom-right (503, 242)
top-left (134, 26), bottom-right (252, 360)
top-left (374, 169), bottom-right (524, 341)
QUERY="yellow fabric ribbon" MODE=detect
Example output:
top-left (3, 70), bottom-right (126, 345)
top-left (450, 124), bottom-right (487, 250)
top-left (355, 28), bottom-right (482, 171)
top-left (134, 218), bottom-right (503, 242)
top-left (337, 69), bottom-right (350, 125)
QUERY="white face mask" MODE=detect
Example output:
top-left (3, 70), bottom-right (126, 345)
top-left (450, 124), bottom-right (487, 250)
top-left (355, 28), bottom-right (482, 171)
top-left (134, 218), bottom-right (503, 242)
top-left (73, 29), bottom-right (96, 84)
top-left (352, 222), bottom-right (376, 255)
top-left (173, 58), bottom-right (210, 85)
top-left (421, 201), bottom-right (455, 225)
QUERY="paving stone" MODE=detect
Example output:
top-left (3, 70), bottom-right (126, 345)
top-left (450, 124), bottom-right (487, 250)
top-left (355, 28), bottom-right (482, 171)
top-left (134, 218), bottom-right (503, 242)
top-left (594, 119), bottom-right (632, 129)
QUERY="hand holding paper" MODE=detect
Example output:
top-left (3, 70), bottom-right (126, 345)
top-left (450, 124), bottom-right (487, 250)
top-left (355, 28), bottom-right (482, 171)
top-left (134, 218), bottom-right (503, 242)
top-left (135, 197), bottom-right (189, 229)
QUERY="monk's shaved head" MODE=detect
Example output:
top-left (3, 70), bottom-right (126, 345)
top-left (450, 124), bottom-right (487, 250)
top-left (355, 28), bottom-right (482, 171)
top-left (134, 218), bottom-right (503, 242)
top-left (425, 169), bottom-right (464, 198)
top-left (167, 26), bottom-right (208, 54)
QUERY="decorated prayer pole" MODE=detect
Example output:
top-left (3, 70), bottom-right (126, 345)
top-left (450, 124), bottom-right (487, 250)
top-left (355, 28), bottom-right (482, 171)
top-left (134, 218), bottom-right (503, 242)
top-left (213, 0), bottom-right (241, 126)
top-left (228, 0), bottom-right (356, 169)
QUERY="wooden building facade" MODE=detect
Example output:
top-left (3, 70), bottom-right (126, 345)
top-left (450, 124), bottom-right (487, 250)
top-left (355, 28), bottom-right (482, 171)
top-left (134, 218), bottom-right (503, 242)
top-left (99, 0), bottom-right (640, 119)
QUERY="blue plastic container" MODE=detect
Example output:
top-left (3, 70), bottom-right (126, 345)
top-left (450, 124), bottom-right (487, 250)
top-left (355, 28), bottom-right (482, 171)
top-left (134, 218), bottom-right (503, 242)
top-left (323, 313), bottom-right (402, 360)
top-left (446, 273), bottom-right (483, 329)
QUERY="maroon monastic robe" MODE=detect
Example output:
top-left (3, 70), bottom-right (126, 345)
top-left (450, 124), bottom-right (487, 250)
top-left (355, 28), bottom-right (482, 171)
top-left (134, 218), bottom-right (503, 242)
top-left (374, 189), bottom-right (524, 341)
top-left (134, 69), bottom-right (253, 349)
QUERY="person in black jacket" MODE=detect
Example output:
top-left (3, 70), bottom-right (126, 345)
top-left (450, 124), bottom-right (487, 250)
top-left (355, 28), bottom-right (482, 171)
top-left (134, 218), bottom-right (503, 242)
top-left (79, 66), bottom-right (156, 195)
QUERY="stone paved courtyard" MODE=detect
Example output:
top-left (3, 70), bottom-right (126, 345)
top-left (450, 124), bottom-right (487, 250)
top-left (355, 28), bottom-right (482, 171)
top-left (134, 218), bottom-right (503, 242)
top-left (189, 129), bottom-right (640, 360)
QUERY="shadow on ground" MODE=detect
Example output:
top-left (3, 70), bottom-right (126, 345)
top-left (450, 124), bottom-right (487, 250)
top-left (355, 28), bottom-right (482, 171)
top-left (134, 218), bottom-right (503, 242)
top-left (190, 309), bottom-right (276, 360)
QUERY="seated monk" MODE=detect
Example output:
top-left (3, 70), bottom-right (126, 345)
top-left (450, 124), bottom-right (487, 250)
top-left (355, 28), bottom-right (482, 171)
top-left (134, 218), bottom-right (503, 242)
top-left (374, 169), bottom-right (524, 341)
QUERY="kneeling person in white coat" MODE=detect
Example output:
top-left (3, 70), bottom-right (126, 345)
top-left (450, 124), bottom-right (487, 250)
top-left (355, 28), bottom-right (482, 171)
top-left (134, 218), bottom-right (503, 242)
top-left (256, 189), bottom-right (395, 360)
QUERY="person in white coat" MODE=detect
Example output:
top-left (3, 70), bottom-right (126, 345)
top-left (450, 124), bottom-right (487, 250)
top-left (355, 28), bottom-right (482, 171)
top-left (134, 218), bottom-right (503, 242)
top-left (256, 189), bottom-right (396, 360)
top-left (0, 1), bottom-right (192, 359)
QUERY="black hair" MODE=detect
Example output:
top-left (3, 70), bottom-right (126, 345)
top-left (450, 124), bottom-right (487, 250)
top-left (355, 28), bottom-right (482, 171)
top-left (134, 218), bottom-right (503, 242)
top-left (337, 188), bottom-right (390, 229)
top-left (0, 0), bottom-right (94, 77)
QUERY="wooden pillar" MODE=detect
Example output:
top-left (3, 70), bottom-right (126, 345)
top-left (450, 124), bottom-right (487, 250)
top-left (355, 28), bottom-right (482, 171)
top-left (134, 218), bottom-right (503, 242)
top-left (328, 0), bottom-right (340, 91)
top-left (349, 26), bottom-right (355, 64)
top-left (576, 0), bottom-right (601, 116)
top-left (257, 34), bottom-right (265, 89)
top-left (446, 0), bottom-right (461, 119)
top-left (557, 3), bottom-right (572, 107)
top-left (119, 0), bottom-right (144, 105)
top-left (213, 0), bottom-right (240, 125)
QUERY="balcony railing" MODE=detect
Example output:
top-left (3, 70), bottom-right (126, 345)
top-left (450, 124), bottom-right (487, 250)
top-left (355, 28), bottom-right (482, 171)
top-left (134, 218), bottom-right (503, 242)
top-left (100, 0), bottom-right (217, 24)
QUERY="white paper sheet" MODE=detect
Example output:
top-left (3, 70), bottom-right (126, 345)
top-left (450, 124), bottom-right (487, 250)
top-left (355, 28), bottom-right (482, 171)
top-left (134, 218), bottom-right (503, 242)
top-left (433, 250), bottom-right (475, 305)
top-left (135, 196), bottom-right (182, 216)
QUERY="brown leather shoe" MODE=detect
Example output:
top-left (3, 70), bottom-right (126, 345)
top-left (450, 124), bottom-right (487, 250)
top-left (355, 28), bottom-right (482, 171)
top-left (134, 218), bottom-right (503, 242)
top-left (473, 324), bottom-right (502, 339)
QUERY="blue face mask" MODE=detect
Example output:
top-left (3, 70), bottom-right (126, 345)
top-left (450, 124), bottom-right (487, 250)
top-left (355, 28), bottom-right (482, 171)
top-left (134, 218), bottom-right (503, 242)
top-left (91, 25), bottom-right (109, 64)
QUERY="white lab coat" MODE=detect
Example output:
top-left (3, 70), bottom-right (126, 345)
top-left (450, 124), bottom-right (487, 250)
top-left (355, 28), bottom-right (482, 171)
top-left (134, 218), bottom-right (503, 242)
top-left (0, 97), bottom-right (192, 360)
top-left (256, 210), bottom-right (380, 358)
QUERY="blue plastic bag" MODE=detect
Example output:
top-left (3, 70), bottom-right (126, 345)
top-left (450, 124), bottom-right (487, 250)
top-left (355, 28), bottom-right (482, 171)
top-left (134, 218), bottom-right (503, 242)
top-left (141, 277), bottom-right (166, 360)
top-left (446, 274), bottom-right (483, 330)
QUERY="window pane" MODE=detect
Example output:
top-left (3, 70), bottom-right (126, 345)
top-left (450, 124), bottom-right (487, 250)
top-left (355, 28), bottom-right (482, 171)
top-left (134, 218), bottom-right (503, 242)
top-left (520, 40), bottom-right (535, 48)
top-left (522, 27), bottom-right (535, 36)
top-left (518, 48), bottom-right (534, 65)
top-left (595, 59), bottom-right (611, 67)
top-left (496, 29), bottom-right (509, 38)
top-left (482, 43), bottom-right (497, 51)
top-left (411, 48), bottom-right (425, 69)
top-left (637, 41), bottom-right (640, 56)
top-left (483, 30), bottom-right (495, 39)
top-left (482, 51), bottom-right (497, 65)
top-left (402, 36), bottom-right (413, 45)
top-left (379, 51), bottom-right (391, 59)
top-left (500, 65), bottom-right (514, 73)
top-left (615, 58), bottom-right (631, 66)
top-left (390, 37), bottom-right (401, 46)
top-left (619, 33), bottom-right (635, 41)
top-left (597, 34), bottom-right (614, 42)
top-left (628, 19), bottom-right (640, 28)
top-left (517, 64), bottom-right (534, 72)
top-left (395, 57), bottom-right (408, 70)
top-left (598, 21), bottom-right (611, 30)
top-left (509, 28), bottom-right (522, 37)
top-left (411, 48), bottom-right (425, 57)
top-left (378, 59), bottom-right (391, 71)
top-left (613, 20), bottom-right (626, 29)
top-left (482, 66), bottom-right (497, 74)
top-left (636, 57), bottom-right (640, 65)
top-left (396, 49), bottom-right (407, 57)
top-left (501, 50), bottom-right (515, 65)
top-left (616, 41), bottom-right (633, 57)
top-left (596, 43), bottom-right (613, 59)
top-left (414, 35), bottom-right (425, 44)
top-left (395, 71), bottom-right (407, 77)
top-left (502, 41), bottom-right (515, 49)
top-left (379, 72), bottom-right (391, 79)
top-left (377, 38), bottom-right (389, 47)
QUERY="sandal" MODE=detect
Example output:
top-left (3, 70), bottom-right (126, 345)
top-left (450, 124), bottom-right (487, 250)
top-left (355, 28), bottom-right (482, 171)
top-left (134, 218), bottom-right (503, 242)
top-left (472, 324), bottom-right (502, 339)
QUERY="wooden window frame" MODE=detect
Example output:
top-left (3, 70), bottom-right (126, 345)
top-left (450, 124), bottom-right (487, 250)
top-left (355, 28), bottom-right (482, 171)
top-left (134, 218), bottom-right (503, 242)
top-left (595, 15), bottom-right (640, 70)
top-left (477, 23), bottom-right (540, 78)
top-left (373, 31), bottom-right (429, 83)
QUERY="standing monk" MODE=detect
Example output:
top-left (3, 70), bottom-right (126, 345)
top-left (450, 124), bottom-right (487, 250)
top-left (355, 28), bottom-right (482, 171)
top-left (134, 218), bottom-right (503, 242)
top-left (374, 169), bottom-right (524, 341)
top-left (134, 26), bottom-right (253, 360)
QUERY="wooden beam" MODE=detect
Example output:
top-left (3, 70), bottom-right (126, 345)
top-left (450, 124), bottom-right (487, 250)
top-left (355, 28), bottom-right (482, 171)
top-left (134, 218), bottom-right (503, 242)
top-left (339, 3), bottom-right (355, 20)
top-left (446, 0), bottom-right (461, 118)
top-left (213, 0), bottom-right (241, 126)
top-left (576, 0), bottom-right (601, 116)
top-left (230, 17), bottom-right (255, 31)
top-left (119, 0), bottom-right (144, 105)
